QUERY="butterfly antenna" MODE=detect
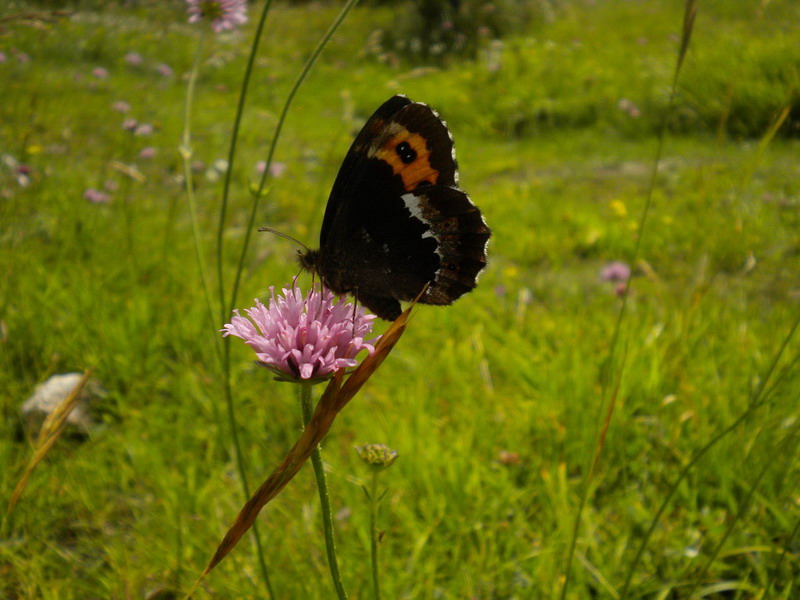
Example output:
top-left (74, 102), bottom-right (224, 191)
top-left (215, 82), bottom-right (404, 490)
top-left (258, 226), bottom-right (312, 254)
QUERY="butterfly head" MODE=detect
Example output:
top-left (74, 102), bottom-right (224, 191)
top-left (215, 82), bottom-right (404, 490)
top-left (297, 248), bottom-right (321, 276)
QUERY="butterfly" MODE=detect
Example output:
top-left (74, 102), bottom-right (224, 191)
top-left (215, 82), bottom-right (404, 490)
top-left (299, 95), bottom-right (491, 321)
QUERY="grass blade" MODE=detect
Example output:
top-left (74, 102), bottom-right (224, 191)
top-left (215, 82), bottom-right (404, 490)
top-left (6, 369), bottom-right (92, 516)
top-left (560, 0), bottom-right (699, 596)
top-left (619, 314), bottom-right (800, 597)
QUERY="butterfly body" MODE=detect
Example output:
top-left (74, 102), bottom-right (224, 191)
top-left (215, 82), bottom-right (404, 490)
top-left (300, 95), bottom-right (490, 321)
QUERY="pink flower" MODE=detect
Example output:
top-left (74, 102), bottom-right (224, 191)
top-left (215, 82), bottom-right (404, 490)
top-left (92, 67), bottom-right (108, 79)
top-left (122, 118), bottom-right (138, 131)
top-left (134, 123), bottom-right (153, 136)
top-left (139, 146), bottom-right (156, 159)
top-left (156, 63), bottom-right (173, 77)
top-left (112, 100), bottom-right (131, 113)
top-left (600, 261), bottom-right (631, 283)
top-left (0, 52), bottom-right (6, 63)
top-left (125, 52), bottom-right (143, 66)
top-left (222, 285), bottom-right (379, 382)
top-left (256, 160), bottom-right (286, 178)
top-left (617, 98), bottom-right (641, 119)
top-left (187, 0), bottom-right (248, 33)
top-left (84, 188), bottom-right (111, 204)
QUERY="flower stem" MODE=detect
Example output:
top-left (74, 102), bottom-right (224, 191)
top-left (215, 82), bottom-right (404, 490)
top-left (224, 0), bottom-right (361, 321)
top-left (216, 0), bottom-right (274, 325)
top-left (299, 384), bottom-right (348, 600)
top-left (181, 27), bottom-right (275, 599)
top-left (369, 471), bottom-right (381, 600)
top-left (180, 30), bottom-right (219, 347)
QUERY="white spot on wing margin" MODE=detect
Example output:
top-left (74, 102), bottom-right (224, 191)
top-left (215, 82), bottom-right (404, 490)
top-left (402, 192), bottom-right (442, 252)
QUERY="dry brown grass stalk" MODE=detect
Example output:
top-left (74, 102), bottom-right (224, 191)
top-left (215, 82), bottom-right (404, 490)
top-left (7, 369), bottom-right (93, 516)
top-left (198, 305), bottom-right (411, 581)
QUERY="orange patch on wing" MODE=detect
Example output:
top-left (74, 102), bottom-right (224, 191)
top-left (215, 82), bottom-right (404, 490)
top-left (374, 131), bottom-right (440, 191)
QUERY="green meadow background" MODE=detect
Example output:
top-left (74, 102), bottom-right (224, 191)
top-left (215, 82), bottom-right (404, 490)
top-left (2, 0), bottom-right (799, 598)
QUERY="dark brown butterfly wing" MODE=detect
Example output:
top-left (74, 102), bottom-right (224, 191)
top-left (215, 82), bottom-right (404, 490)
top-left (303, 95), bottom-right (490, 320)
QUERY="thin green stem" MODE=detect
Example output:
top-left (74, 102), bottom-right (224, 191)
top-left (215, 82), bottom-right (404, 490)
top-left (212, 2), bottom-right (358, 596)
top-left (182, 26), bottom-right (274, 598)
top-left (763, 511), bottom-right (800, 600)
top-left (299, 384), bottom-right (348, 600)
top-left (220, 345), bottom-right (275, 598)
top-left (559, 2), bottom-right (697, 598)
top-left (180, 30), bottom-right (220, 351)
top-left (682, 418), bottom-right (800, 598)
top-left (226, 0), bottom-right (361, 321)
top-left (216, 0), bottom-right (274, 326)
top-left (619, 314), bottom-right (800, 598)
top-left (369, 471), bottom-right (381, 600)
top-left (212, 2), bottom-right (279, 595)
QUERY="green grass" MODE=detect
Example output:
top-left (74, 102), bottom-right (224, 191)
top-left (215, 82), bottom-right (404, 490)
top-left (1, 1), bottom-right (799, 598)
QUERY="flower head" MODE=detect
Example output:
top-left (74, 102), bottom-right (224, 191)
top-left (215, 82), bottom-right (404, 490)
top-left (256, 160), bottom-right (287, 178)
top-left (222, 285), bottom-right (379, 382)
top-left (600, 261), bottom-right (631, 284)
top-left (83, 188), bottom-right (111, 204)
top-left (112, 100), bottom-right (131, 113)
top-left (155, 63), bottom-right (173, 78)
top-left (187, 0), bottom-right (248, 33)
top-left (355, 444), bottom-right (399, 471)
top-left (125, 52), bottom-right (142, 66)
top-left (134, 123), bottom-right (153, 136)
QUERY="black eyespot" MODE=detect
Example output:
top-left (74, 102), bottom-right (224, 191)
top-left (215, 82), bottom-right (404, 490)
top-left (395, 141), bottom-right (417, 164)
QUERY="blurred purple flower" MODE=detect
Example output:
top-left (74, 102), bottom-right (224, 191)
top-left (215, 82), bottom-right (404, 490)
top-left (122, 118), bottom-right (139, 131)
top-left (617, 98), bottom-right (641, 119)
top-left (84, 188), bottom-right (111, 204)
top-left (134, 123), bottom-right (153, 136)
top-left (112, 100), bottom-right (131, 113)
top-left (0, 52), bottom-right (6, 64)
top-left (600, 261), bottom-right (631, 283)
top-left (16, 52), bottom-right (30, 64)
top-left (139, 146), bottom-right (156, 159)
top-left (222, 285), bottom-right (379, 382)
top-left (104, 179), bottom-right (119, 192)
top-left (92, 67), bottom-right (109, 79)
top-left (156, 63), bottom-right (173, 77)
top-left (187, 0), bottom-right (248, 33)
top-left (256, 160), bottom-right (286, 178)
top-left (125, 52), bottom-right (143, 66)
